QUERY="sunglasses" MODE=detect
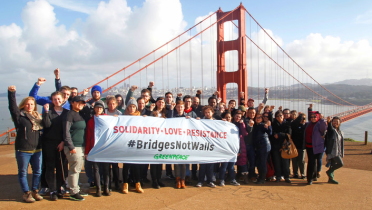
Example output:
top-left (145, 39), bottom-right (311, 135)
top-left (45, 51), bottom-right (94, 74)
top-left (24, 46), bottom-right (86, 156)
top-left (302, 118), bottom-right (306, 120)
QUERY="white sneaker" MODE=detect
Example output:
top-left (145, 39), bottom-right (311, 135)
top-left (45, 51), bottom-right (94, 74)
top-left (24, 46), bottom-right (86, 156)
top-left (207, 182), bottom-right (216, 188)
top-left (219, 180), bottom-right (225, 187)
top-left (195, 182), bottom-right (202, 187)
top-left (230, 180), bottom-right (240, 186)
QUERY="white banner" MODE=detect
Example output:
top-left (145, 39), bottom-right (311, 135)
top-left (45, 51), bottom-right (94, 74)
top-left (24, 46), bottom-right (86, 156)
top-left (87, 116), bottom-right (240, 164)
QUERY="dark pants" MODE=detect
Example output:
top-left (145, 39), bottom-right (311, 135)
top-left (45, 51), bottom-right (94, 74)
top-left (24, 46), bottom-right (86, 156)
top-left (141, 164), bottom-right (149, 180)
top-left (292, 149), bottom-right (306, 176)
top-left (123, 164), bottom-right (141, 183)
top-left (192, 164), bottom-right (198, 176)
top-left (306, 147), bottom-right (323, 182)
top-left (256, 147), bottom-right (269, 181)
top-left (246, 144), bottom-right (257, 178)
top-left (150, 164), bottom-right (162, 181)
top-left (327, 156), bottom-right (343, 178)
top-left (271, 148), bottom-right (290, 179)
top-left (166, 164), bottom-right (173, 176)
top-left (93, 162), bottom-right (110, 189)
top-left (198, 163), bottom-right (214, 183)
top-left (85, 160), bottom-right (94, 183)
top-left (108, 163), bottom-right (119, 189)
top-left (40, 153), bottom-right (48, 188)
top-left (43, 143), bottom-right (64, 192)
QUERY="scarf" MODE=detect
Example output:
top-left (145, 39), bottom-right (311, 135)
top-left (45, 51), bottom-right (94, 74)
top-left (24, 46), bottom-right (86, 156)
top-left (124, 109), bottom-right (141, 116)
top-left (184, 107), bottom-right (192, 114)
top-left (23, 111), bottom-right (43, 131)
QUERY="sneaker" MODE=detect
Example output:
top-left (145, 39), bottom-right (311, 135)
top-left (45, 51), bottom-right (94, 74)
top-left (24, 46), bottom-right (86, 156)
top-left (307, 181), bottom-right (313, 185)
top-left (301, 175), bottom-right (306, 180)
top-left (195, 182), bottom-right (202, 187)
top-left (285, 179), bottom-right (291, 184)
top-left (39, 188), bottom-right (49, 196)
top-left (157, 180), bottom-right (165, 187)
top-left (280, 177), bottom-right (285, 182)
top-left (212, 175), bottom-right (216, 182)
top-left (79, 191), bottom-right (88, 197)
top-left (32, 190), bottom-right (43, 201)
top-left (152, 180), bottom-right (160, 189)
top-left (69, 193), bottom-right (85, 201)
top-left (50, 192), bottom-right (58, 201)
top-left (230, 180), bottom-right (240, 186)
top-left (23, 191), bottom-right (35, 203)
top-left (166, 174), bottom-right (175, 180)
top-left (207, 182), bottom-right (216, 188)
top-left (219, 180), bottom-right (225, 187)
top-left (328, 179), bottom-right (339, 184)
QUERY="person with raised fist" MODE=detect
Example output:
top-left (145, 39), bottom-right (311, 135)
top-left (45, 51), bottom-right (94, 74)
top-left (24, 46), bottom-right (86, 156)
top-left (42, 91), bottom-right (69, 201)
top-left (8, 85), bottom-right (44, 203)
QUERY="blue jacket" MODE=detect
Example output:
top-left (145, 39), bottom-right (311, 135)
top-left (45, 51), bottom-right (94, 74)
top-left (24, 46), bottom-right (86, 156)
top-left (29, 80), bottom-right (70, 110)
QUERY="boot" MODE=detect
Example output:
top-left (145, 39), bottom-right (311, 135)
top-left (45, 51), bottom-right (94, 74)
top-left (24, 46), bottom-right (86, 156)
top-left (243, 174), bottom-right (249, 184)
top-left (152, 180), bottom-right (160, 189)
top-left (96, 187), bottom-right (102, 197)
top-left (135, 182), bottom-right (144, 193)
top-left (121, 183), bottom-right (128, 194)
top-left (180, 179), bottom-right (186, 189)
top-left (176, 177), bottom-right (181, 189)
top-left (32, 190), bottom-right (43, 201)
top-left (103, 187), bottom-right (111, 196)
top-left (23, 191), bottom-right (35, 203)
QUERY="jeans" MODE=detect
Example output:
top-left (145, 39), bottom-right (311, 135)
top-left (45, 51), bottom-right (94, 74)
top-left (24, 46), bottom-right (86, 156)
top-left (15, 150), bottom-right (42, 193)
top-left (271, 148), bottom-right (290, 179)
top-left (198, 163), bottom-right (214, 183)
top-left (85, 160), bottom-right (94, 183)
top-left (292, 149), bottom-right (305, 176)
top-left (166, 164), bottom-right (173, 175)
top-left (306, 147), bottom-right (323, 182)
top-left (64, 147), bottom-right (84, 195)
top-left (218, 162), bottom-right (235, 181)
top-left (317, 152), bottom-right (324, 172)
top-left (246, 144), bottom-right (257, 178)
top-left (185, 164), bottom-right (191, 176)
top-left (256, 147), bottom-right (269, 181)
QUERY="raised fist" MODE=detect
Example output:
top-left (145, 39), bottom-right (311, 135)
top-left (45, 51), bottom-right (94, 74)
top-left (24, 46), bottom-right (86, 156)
top-left (309, 104), bottom-right (313, 109)
top-left (82, 89), bottom-right (89, 96)
top-left (197, 90), bottom-right (202, 95)
top-left (44, 103), bottom-right (49, 112)
top-left (8, 85), bottom-right (16, 92)
top-left (240, 92), bottom-right (244, 97)
top-left (270, 105), bottom-right (275, 111)
top-left (278, 106), bottom-right (283, 111)
top-left (131, 85), bottom-right (138, 92)
top-left (214, 91), bottom-right (219, 96)
top-left (217, 97), bottom-right (222, 103)
top-left (177, 93), bottom-right (183, 98)
top-left (54, 68), bottom-right (60, 79)
top-left (319, 114), bottom-right (324, 120)
top-left (171, 101), bottom-right (176, 110)
top-left (259, 103), bottom-right (264, 108)
top-left (149, 81), bottom-right (154, 88)
top-left (327, 116), bottom-right (331, 123)
top-left (37, 77), bottom-right (46, 86)
top-left (265, 88), bottom-right (269, 94)
top-left (249, 119), bottom-right (254, 127)
top-left (150, 103), bottom-right (156, 111)
top-left (239, 119), bottom-right (244, 124)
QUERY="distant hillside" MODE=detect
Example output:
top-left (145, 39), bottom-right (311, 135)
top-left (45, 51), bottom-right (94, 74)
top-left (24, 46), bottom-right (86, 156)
top-left (0, 92), bottom-right (21, 97)
top-left (332, 78), bottom-right (372, 86)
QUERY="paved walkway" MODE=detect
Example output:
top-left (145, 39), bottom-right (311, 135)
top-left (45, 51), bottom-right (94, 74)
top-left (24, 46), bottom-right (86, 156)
top-left (0, 144), bottom-right (371, 210)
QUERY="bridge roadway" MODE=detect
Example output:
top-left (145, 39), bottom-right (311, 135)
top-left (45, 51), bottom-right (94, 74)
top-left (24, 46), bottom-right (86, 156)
top-left (0, 143), bottom-right (371, 210)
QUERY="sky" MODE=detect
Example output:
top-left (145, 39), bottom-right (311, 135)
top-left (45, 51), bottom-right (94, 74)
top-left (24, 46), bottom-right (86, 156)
top-left (1, 0), bottom-right (372, 94)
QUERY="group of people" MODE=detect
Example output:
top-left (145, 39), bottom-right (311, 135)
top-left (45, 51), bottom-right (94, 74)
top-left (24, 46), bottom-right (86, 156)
top-left (8, 68), bottom-right (345, 203)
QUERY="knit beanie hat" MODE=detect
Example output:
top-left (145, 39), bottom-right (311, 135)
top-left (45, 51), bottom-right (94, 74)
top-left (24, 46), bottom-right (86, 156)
top-left (91, 85), bottom-right (102, 96)
top-left (238, 105), bottom-right (246, 112)
top-left (127, 98), bottom-right (138, 109)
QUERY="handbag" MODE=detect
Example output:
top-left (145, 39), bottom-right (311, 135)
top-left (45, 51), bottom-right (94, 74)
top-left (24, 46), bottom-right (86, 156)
top-left (280, 134), bottom-right (298, 159)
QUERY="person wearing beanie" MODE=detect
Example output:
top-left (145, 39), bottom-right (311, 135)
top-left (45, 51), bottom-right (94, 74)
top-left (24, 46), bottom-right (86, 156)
top-left (121, 97), bottom-right (144, 194)
top-left (85, 100), bottom-right (111, 197)
top-left (87, 85), bottom-right (102, 106)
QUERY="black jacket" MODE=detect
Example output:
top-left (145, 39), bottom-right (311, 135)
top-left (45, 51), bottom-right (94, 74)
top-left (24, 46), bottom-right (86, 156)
top-left (42, 108), bottom-right (69, 144)
top-left (8, 91), bottom-right (42, 151)
top-left (271, 119), bottom-right (292, 149)
top-left (291, 114), bottom-right (307, 150)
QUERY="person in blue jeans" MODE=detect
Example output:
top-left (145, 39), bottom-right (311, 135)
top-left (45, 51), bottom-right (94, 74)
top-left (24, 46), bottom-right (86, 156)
top-left (243, 107), bottom-right (257, 182)
top-left (8, 85), bottom-right (44, 203)
top-left (196, 106), bottom-right (216, 188)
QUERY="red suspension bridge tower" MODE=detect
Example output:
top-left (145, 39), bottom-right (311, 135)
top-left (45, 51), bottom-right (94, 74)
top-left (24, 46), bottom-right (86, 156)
top-left (216, 3), bottom-right (247, 104)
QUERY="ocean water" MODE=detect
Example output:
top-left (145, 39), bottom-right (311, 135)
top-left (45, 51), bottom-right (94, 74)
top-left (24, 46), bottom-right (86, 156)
top-left (0, 95), bottom-right (370, 142)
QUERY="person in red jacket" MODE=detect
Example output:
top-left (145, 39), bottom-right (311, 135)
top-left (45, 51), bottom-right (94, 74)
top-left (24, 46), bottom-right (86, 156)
top-left (84, 100), bottom-right (111, 197)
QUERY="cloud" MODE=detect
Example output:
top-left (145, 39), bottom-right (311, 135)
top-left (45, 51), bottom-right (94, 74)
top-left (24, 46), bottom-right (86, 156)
top-left (355, 10), bottom-right (372, 24)
top-left (46, 0), bottom-right (96, 14)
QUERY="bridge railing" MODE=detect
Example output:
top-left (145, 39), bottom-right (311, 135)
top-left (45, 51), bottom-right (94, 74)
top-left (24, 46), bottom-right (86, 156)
top-left (0, 128), bottom-right (16, 145)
